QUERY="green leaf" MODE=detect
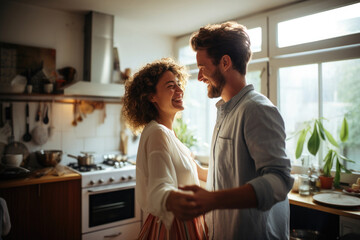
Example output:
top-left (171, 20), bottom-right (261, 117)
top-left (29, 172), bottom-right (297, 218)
top-left (324, 128), bottom-right (339, 148)
top-left (316, 120), bottom-right (326, 140)
top-left (322, 150), bottom-right (333, 177)
top-left (334, 158), bottom-right (341, 188)
top-left (295, 129), bottom-right (308, 159)
top-left (308, 124), bottom-right (320, 156)
top-left (340, 117), bottom-right (349, 142)
top-left (338, 154), bottom-right (355, 163)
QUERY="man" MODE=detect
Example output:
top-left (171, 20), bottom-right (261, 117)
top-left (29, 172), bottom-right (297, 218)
top-left (168, 22), bottom-right (294, 239)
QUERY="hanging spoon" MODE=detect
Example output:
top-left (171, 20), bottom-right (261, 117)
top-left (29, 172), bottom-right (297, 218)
top-left (43, 103), bottom-right (49, 124)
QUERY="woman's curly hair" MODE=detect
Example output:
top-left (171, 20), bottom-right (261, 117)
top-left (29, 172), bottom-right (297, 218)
top-left (121, 58), bottom-right (189, 133)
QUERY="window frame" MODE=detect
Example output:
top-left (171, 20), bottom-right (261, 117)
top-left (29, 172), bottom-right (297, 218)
top-left (268, 0), bottom-right (360, 57)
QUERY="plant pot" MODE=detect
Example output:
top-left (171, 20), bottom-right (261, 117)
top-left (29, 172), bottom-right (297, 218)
top-left (319, 175), bottom-right (334, 189)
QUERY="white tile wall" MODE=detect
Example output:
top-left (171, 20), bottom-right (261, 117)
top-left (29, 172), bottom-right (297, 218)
top-left (0, 101), bottom-right (139, 166)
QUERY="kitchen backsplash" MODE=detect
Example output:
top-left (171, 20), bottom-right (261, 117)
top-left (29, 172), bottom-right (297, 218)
top-left (0, 101), bottom-right (139, 166)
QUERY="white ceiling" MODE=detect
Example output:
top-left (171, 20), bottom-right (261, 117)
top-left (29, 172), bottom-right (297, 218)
top-left (11, 0), bottom-right (302, 36)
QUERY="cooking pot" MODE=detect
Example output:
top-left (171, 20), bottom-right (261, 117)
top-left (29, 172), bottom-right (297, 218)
top-left (36, 150), bottom-right (62, 167)
top-left (67, 152), bottom-right (94, 166)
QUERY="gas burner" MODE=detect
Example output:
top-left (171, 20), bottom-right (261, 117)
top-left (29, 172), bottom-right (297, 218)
top-left (68, 162), bottom-right (103, 172)
top-left (102, 159), bottom-right (129, 168)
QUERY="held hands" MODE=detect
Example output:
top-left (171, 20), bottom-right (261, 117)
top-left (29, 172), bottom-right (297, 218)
top-left (167, 185), bottom-right (216, 221)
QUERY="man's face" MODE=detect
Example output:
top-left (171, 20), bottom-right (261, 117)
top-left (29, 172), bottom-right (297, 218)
top-left (196, 49), bottom-right (226, 98)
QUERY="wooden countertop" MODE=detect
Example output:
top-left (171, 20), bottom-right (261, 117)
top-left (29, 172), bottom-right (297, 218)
top-left (289, 191), bottom-right (360, 220)
top-left (0, 165), bottom-right (81, 189)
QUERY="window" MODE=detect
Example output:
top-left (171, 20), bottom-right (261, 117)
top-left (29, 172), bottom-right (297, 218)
top-left (176, 0), bottom-right (360, 174)
top-left (277, 3), bottom-right (360, 48)
top-left (278, 58), bottom-right (360, 171)
top-left (270, 1), bottom-right (360, 171)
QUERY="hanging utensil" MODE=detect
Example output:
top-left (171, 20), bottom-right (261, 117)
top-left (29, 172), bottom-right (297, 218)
top-left (4, 103), bottom-right (30, 167)
top-left (6, 103), bottom-right (14, 144)
top-left (77, 104), bottom-right (83, 122)
top-left (48, 101), bottom-right (55, 138)
top-left (22, 103), bottom-right (32, 142)
top-left (72, 102), bottom-right (77, 127)
top-left (32, 102), bottom-right (48, 145)
top-left (43, 102), bottom-right (49, 124)
top-left (35, 102), bottom-right (41, 122)
top-left (0, 103), bottom-right (4, 128)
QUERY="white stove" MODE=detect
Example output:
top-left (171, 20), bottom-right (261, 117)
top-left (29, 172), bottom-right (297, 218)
top-left (68, 155), bottom-right (141, 240)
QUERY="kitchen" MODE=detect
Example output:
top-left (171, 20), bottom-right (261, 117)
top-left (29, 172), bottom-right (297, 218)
top-left (0, 0), bottom-right (360, 239)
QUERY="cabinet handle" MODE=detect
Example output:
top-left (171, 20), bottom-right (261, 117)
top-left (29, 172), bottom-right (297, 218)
top-left (104, 232), bottom-right (122, 239)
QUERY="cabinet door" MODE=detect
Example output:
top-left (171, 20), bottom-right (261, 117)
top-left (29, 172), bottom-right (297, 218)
top-left (0, 184), bottom-right (39, 240)
top-left (0, 179), bottom-right (81, 240)
top-left (37, 180), bottom-right (81, 240)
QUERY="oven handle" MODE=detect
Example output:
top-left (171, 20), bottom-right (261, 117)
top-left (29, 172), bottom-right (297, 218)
top-left (104, 232), bottom-right (122, 239)
top-left (87, 182), bottom-right (135, 194)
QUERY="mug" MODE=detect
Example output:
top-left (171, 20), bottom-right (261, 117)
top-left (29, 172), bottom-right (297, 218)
top-left (44, 83), bottom-right (53, 93)
top-left (5, 154), bottom-right (23, 167)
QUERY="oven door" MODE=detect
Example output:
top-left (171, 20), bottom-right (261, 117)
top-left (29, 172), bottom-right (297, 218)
top-left (82, 181), bottom-right (141, 234)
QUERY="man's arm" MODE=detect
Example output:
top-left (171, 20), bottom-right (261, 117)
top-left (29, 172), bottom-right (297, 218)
top-left (174, 183), bottom-right (257, 220)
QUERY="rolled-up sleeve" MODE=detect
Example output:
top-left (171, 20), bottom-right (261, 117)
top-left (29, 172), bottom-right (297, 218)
top-left (147, 150), bottom-right (178, 229)
top-left (245, 103), bottom-right (294, 210)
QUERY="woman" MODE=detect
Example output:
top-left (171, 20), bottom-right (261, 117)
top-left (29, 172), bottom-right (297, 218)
top-left (122, 58), bottom-right (208, 239)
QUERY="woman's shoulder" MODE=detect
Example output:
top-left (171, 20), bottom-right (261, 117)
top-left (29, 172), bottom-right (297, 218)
top-left (142, 120), bottom-right (171, 138)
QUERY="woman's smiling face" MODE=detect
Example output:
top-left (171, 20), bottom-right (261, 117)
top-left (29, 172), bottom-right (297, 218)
top-left (151, 70), bottom-right (184, 115)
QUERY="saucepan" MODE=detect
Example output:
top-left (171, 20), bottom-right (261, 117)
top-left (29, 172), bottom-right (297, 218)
top-left (67, 152), bottom-right (94, 166)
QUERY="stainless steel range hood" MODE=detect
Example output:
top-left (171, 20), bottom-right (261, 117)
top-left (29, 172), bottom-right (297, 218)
top-left (64, 11), bottom-right (124, 97)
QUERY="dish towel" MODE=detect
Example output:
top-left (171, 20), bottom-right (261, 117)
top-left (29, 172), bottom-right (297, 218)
top-left (0, 198), bottom-right (11, 239)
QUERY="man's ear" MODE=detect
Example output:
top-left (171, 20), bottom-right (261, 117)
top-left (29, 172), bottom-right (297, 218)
top-left (221, 55), bottom-right (232, 71)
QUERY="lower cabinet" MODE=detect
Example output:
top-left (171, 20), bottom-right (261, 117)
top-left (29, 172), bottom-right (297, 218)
top-left (82, 222), bottom-right (141, 240)
top-left (0, 179), bottom-right (81, 240)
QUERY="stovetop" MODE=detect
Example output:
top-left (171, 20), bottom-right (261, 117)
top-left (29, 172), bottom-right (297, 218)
top-left (67, 154), bottom-right (136, 173)
top-left (67, 154), bottom-right (137, 188)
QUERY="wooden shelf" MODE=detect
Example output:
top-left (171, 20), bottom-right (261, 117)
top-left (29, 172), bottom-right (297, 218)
top-left (0, 93), bottom-right (122, 103)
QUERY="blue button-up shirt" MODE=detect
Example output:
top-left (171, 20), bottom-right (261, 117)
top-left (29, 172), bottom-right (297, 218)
top-left (206, 84), bottom-right (294, 240)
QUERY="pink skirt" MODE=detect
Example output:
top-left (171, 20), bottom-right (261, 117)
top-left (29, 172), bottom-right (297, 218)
top-left (137, 214), bottom-right (208, 240)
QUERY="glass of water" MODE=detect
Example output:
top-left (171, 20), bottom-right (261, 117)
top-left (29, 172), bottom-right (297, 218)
top-left (299, 174), bottom-right (310, 196)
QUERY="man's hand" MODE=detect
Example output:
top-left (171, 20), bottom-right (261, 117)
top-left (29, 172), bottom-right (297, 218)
top-left (166, 190), bottom-right (200, 221)
top-left (179, 185), bottom-right (217, 216)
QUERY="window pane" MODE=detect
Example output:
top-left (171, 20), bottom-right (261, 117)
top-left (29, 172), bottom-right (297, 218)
top-left (322, 58), bottom-right (360, 172)
top-left (179, 45), bottom-right (196, 65)
top-left (247, 69), bottom-right (262, 92)
top-left (278, 3), bottom-right (360, 48)
top-left (182, 71), bottom-right (218, 155)
top-left (248, 27), bottom-right (262, 53)
top-left (279, 64), bottom-right (319, 165)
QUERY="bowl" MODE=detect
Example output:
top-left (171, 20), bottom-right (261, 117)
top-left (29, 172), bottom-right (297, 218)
top-left (36, 150), bottom-right (62, 167)
top-left (4, 154), bottom-right (23, 167)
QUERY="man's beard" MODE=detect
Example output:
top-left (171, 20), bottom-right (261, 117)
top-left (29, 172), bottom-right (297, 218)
top-left (207, 66), bottom-right (226, 98)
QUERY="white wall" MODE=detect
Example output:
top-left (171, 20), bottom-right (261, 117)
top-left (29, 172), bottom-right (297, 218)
top-left (0, 1), bottom-right (174, 165)
top-left (114, 17), bottom-right (175, 73)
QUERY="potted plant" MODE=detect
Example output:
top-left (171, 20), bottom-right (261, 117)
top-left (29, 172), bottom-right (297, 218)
top-left (173, 117), bottom-right (197, 149)
top-left (294, 116), bottom-right (354, 189)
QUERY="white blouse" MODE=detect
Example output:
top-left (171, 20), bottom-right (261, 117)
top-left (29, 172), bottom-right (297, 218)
top-left (135, 120), bottom-right (200, 230)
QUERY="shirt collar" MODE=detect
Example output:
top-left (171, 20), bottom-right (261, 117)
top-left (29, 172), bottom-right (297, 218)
top-left (216, 84), bottom-right (254, 114)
